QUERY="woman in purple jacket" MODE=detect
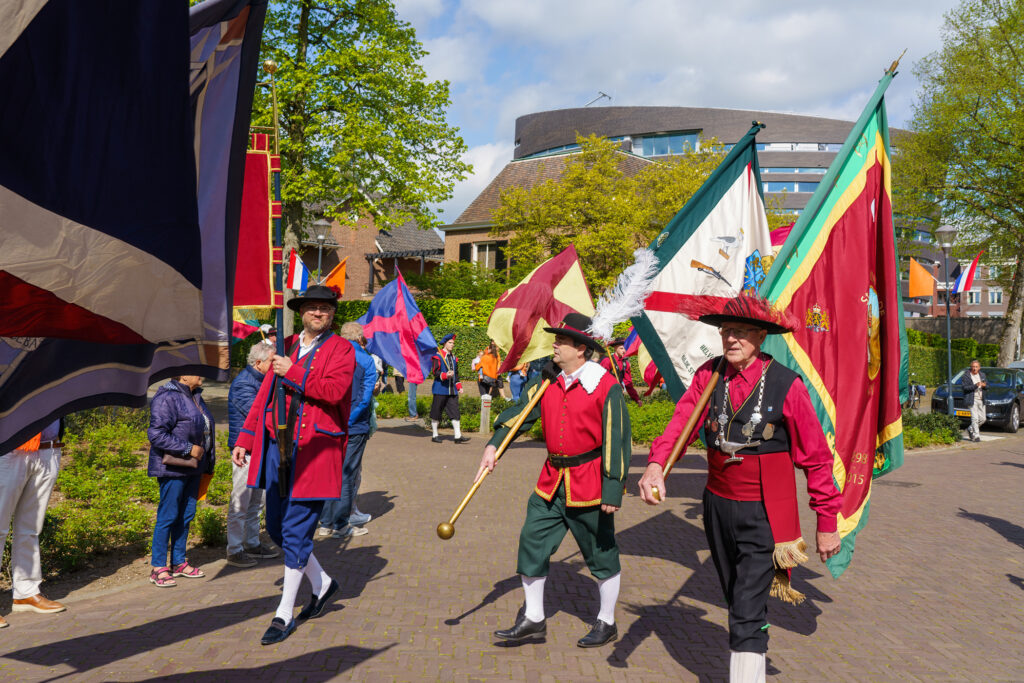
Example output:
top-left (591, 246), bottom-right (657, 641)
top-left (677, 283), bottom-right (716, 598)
top-left (147, 375), bottom-right (215, 587)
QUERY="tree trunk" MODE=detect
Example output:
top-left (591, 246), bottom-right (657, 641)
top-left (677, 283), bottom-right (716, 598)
top-left (996, 246), bottom-right (1024, 366)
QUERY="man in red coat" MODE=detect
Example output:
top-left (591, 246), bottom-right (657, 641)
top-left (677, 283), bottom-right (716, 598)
top-left (599, 339), bottom-right (643, 406)
top-left (232, 285), bottom-right (355, 645)
top-left (638, 295), bottom-right (841, 683)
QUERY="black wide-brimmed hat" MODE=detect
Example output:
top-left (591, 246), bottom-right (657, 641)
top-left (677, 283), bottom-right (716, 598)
top-left (543, 313), bottom-right (605, 353)
top-left (287, 284), bottom-right (340, 312)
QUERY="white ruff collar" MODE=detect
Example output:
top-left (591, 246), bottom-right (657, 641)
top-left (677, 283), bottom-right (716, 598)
top-left (563, 360), bottom-right (605, 395)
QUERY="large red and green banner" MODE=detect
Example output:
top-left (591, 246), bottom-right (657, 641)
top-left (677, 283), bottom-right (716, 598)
top-left (759, 69), bottom-right (909, 578)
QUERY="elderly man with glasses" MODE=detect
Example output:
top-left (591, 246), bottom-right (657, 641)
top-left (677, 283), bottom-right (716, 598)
top-left (638, 295), bottom-right (841, 683)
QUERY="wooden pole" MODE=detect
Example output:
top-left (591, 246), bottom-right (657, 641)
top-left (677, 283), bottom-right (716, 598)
top-left (437, 379), bottom-right (551, 539)
top-left (651, 356), bottom-right (728, 501)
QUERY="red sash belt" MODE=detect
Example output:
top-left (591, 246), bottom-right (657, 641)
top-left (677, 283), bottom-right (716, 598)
top-left (706, 448), bottom-right (762, 500)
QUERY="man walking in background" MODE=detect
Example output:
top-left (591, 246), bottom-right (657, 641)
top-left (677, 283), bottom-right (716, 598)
top-left (962, 359), bottom-right (987, 442)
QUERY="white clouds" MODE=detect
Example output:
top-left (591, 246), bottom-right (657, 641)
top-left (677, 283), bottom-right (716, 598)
top-left (393, 0), bottom-right (446, 25)
top-left (421, 34), bottom-right (486, 85)
top-left (433, 141), bottom-right (515, 224)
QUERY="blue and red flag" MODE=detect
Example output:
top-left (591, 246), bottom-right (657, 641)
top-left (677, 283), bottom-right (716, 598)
top-left (0, 0), bottom-right (267, 452)
top-left (622, 327), bottom-right (641, 357)
top-left (358, 273), bottom-right (437, 384)
top-left (286, 248), bottom-right (310, 290)
top-left (951, 252), bottom-right (983, 293)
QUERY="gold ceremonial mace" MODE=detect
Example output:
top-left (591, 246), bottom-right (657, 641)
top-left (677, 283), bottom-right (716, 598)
top-left (650, 356), bottom-right (728, 501)
top-left (437, 379), bottom-right (552, 539)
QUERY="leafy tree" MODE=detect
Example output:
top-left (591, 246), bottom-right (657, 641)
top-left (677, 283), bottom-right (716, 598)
top-left (405, 261), bottom-right (508, 299)
top-left (252, 1), bottom-right (471, 254)
top-left (492, 135), bottom-right (794, 292)
top-left (894, 0), bottom-right (1024, 364)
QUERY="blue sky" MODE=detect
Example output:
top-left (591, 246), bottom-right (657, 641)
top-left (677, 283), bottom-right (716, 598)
top-left (393, 0), bottom-right (963, 222)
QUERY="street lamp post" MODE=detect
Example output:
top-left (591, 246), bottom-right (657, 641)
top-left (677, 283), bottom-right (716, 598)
top-left (312, 218), bottom-right (332, 283)
top-left (936, 224), bottom-right (958, 416)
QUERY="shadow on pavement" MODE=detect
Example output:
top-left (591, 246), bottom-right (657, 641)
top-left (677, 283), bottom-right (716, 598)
top-left (1008, 574), bottom-right (1024, 592)
top-left (996, 460), bottom-right (1024, 470)
top-left (957, 508), bottom-right (1024, 551)
top-left (608, 600), bottom-right (727, 682)
top-left (3, 595), bottom-right (280, 673)
top-left (354, 489), bottom-right (396, 522)
top-left (445, 576), bottom-right (520, 625)
top-left (313, 544), bottom-right (390, 602)
top-left (134, 643), bottom-right (396, 682)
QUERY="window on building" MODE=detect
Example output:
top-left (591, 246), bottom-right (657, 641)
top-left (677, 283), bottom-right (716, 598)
top-left (990, 290), bottom-right (1003, 305)
top-left (471, 240), bottom-right (509, 270)
top-left (640, 132), bottom-right (699, 156)
top-left (967, 290), bottom-right (981, 304)
top-left (761, 167), bottom-right (827, 174)
top-left (458, 243), bottom-right (472, 262)
top-left (989, 265), bottom-right (1000, 279)
top-left (764, 181), bottom-right (819, 193)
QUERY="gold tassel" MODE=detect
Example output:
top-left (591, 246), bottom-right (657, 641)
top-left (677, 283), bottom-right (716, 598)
top-left (770, 538), bottom-right (808, 605)
top-left (770, 570), bottom-right (806, 605)
top-left (772, 538), bottom-right (808, 569)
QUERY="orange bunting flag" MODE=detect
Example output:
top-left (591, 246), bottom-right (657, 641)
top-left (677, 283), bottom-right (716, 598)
top-left (487, 246), bottom-right (595, 373)
top-left (323, 257), bottom-right (347, 295)
top-left (908, 257), bottom-right (934, 298)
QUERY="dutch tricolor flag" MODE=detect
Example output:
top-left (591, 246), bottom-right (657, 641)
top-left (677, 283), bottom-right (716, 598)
top-left (287, 248), bottom-right (310, 290)
top-left (951, 251), bottom-right (983, 294)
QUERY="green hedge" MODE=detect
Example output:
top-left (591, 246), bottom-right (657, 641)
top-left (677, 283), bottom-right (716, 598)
top-left (902, 411), bottom-right (961, 447)
top-left (908, 344), bottom-right (997, 385)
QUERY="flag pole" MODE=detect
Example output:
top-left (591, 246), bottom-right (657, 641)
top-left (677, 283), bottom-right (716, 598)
top-left (437, 379), bottom-right (551, 539)
top-left (262, 59), bottom-right (292, 496)
top-left (650, 356), bottom-right (727, 501)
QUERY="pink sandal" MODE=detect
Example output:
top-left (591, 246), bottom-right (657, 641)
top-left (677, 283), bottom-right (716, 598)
top-left (171, 561), bottom-right (205, 579)
top-left (149, 567), bottom-right (177, 587)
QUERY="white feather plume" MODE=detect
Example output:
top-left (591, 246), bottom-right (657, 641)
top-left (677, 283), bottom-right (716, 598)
top-left (588, 248), bottom-right (660, 342)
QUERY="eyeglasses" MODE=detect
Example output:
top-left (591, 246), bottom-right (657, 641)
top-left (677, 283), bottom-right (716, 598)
top-left (302, 304), bottom-right (335, 313)
top-left (719, 326), bottom-right (762, 340)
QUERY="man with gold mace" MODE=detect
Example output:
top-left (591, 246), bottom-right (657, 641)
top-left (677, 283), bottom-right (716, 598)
top-left (475, 313), bottom-right (631, 648)
top-left (638, 295), bottom-right (841, 683)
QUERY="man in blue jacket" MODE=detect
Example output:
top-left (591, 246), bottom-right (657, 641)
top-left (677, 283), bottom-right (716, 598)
top-left (318, 321), bottom-right (378, 538)
top-left (226, 342), bottom-right (281, 567)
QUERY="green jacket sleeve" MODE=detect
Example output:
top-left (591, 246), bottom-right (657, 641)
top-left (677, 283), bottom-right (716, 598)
top-left (487, 373), bottom-right (546, 449)
top-left (600, 383), bottom-right (632, 507)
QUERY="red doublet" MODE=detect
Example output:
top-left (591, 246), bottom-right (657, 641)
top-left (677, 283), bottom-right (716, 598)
top-left (535, 370), bottom-right (617, 506)
top-left (236, 333), bottom-right (355, 500)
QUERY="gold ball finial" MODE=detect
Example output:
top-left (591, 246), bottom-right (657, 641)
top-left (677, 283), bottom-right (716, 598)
top-left (263, 59), bottom-right (278, 75)
top-left (436, 522), bottom-right (455, 540)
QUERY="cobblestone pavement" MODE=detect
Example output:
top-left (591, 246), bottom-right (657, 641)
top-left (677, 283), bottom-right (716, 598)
top-left (1, 419), bottom-right (1022, 682)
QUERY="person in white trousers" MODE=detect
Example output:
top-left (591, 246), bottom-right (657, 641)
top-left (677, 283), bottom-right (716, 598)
top-left (0, 420), bottom-right (67, 628)
top-left (226, 343), bottom-right (280, 567)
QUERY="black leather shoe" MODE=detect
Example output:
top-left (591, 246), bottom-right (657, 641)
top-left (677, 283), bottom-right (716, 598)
top-left (577, 619), bottom-right (617, 648)
top-left (431, 436), bottom-right (443, 443)
top-left (297, 578), bottom-right (339, 622)
top-left (454, 436), bottom-right (471, 444)
top-left (260, 617), bottom-right (297, 645)
top-left (494, 614), bottom-right (546, 641)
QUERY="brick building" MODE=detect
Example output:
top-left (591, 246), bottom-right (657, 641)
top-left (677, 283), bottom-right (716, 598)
top-left (298, 216), bottom-right (443, 300)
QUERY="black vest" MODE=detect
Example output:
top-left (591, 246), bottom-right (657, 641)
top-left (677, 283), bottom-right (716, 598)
top-left (704, 356), bottom-right (797, 454)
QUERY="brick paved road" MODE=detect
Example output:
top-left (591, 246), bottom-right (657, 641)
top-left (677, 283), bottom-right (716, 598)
top-left (1, 420), bottom-right (1022, 682)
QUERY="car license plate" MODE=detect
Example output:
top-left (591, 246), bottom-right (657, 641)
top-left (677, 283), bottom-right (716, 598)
top-left (955, 409), bottom-right (971, 418)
